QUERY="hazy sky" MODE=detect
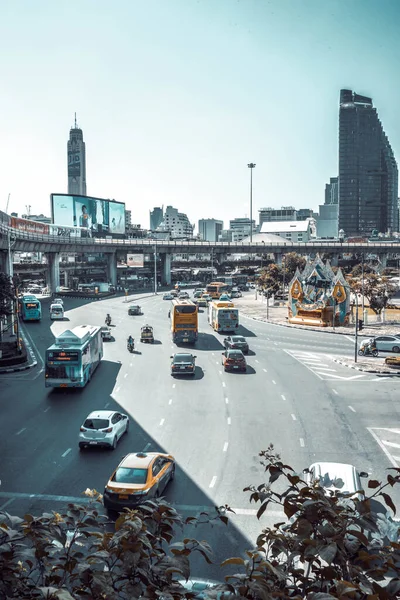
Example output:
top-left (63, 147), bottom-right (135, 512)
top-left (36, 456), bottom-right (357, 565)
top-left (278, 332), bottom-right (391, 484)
top-left (1, 0), bottom-right (399, 231)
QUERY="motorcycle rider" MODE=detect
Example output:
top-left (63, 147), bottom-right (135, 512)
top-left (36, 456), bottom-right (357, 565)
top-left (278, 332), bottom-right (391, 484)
top-left (127, 335), bottom-right (134, 350)
top-left (106, 313), bottom-right (111, 326)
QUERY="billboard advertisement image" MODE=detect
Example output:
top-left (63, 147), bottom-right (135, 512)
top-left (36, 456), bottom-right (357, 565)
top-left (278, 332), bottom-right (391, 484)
top-left (127, 254), bottom-right (144, 268)
top-left (51, 194), bottom-right (125, 235)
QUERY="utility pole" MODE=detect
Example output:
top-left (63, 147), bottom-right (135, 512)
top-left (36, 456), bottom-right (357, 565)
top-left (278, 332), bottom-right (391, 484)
top-left (247, 163), bottom-right (256, 243)
top-left (154, 239), bottom-right (157, 294)
top-left (354, 294), bottom-right (359, 363)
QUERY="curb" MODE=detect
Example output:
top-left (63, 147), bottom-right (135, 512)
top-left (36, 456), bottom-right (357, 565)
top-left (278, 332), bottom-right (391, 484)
top-left (0, 360), bottom-right (37, 374)
top-left (0, 328), bottom-right (38, 374)
top-left (332, 357), bottom-right (400, 376)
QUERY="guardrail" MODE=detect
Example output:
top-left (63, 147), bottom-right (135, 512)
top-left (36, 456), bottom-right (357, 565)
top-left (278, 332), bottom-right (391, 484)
top-left (2, 219), bottom-right (400, 252)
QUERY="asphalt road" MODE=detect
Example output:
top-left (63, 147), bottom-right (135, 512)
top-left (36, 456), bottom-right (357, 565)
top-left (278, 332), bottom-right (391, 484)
top-left (0, 291), bottom-right (399, 579)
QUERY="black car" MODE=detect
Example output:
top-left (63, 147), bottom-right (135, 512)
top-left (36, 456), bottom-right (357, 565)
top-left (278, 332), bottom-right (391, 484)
top-left (223, 335), bottom-right (249, 354)
top-left (128, 305), bottom-right (141, 315)
top-left (170, 353), bottom-right (197, 376)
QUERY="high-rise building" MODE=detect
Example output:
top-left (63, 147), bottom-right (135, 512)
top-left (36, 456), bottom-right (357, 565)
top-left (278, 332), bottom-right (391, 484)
top-left (258, 206), bottom-right (296, 226)
top-left (150, 207), bottom-right (164, 231)
top-left (198, 219), bottom-right (223, 241)
top-left (325, 177), bottom-right (338, 205)
top-left (157, 206), bottom-right (193, 238)
top-left (228, 217), bottom-right (256, 242)
top-left (338, 89), bottom-right (398, 236)
top-left (67, 114), bottom-right (87, 196)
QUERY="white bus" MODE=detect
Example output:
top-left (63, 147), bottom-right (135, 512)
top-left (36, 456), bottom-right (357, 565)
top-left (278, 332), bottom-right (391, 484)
top-left (49, 303), bottom-right (64, 320)
top-left (208, 300), bottom-right (239, 333)
top-left (45, 325), bottom-right (103, 388)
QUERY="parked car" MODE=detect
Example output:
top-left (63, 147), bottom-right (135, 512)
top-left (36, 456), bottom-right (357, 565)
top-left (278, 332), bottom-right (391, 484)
top-left (361, 336), bottom-right (400, 353)
top-left (305, 462), bottom-right (368, 500)
top-left (221, 349), bottom-right (247, 372)
top-left (223, 335), bottom-right (249, 354)
top-left (170, 353), bottom-right (197, 376)
top-left (79, 410), bottom-right (129, 450)
top-left (128, 304), bottom-right (141, 315)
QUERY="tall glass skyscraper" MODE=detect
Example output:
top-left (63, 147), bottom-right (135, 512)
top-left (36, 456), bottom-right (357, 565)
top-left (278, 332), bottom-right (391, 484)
top-left (67, 115), bottom-right (87, 196)
top-left (338, 89), bottom-right (398, 236)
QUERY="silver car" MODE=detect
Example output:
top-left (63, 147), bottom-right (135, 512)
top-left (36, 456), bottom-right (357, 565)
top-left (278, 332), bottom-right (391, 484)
top-left (79, 410), bottom-right (129, 450)
top-left (305, 461), bottom-right (368, 500)
top-left (362, 336), bottom-right (400, 353)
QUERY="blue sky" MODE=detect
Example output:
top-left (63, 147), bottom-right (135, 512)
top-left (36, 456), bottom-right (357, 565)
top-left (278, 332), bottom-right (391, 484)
top-left (0, 0), bottom-right (399, 231)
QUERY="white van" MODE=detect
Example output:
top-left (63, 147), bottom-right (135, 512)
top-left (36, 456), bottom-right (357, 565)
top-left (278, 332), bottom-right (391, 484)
top-left (49, 303), bottom-right (64, 320)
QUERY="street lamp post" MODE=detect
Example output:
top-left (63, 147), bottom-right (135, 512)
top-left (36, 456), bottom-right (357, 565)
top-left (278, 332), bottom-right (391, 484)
top-left (354, 293), bottom-right (359, 364)
top-left (154, 239), bottom-right (157, 295)
top-left (361, 252), bottom-right (365, 316)
top-left (247, 163), bottom-right (256, 243)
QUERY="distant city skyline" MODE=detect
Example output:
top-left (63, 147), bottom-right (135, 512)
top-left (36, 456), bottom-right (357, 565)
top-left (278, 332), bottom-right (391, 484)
top-left (1, 0), bottom-right (399, 230)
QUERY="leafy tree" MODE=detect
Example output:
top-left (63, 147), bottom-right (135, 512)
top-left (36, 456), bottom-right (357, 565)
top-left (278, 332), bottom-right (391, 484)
top-left (282, 252), bottom-right (306, 282)
top-left (0, 272), bottom-right (15, 320)
top-left (1, 451), bottom-right (400, 598)
top-left (348, 272), bottom-right (397, 315)
top-left (258, 264), bottom-right (281, 295)
top-left (351, 263), bottom-right (375, 278)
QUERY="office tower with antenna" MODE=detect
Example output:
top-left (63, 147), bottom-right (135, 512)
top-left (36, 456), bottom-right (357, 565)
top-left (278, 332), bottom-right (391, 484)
top-left (67, 113), bottom-right (87, 196)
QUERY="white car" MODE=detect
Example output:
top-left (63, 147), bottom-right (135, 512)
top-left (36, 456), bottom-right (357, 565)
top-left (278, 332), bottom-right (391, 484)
top-left (53, 297), bottom-right (64, 306)
top-left (362, 336), bottom-right (400, 353)
top-left (178, 292), bottom-right (190, 299)
top-left (305, 462), bottom-right (368, 499)
top-left (79, 410), bottom-right (129, 450)
top-left (100, 326), bottom-right (112, 341)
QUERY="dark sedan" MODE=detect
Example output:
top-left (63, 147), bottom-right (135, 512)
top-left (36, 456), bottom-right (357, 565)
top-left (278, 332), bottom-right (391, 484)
top-left (223, 335), bottom-right (249, 354)
top-left (221, 349), bottom-right (247, 372)
top-left (170, 353), bottom-right (197, 376)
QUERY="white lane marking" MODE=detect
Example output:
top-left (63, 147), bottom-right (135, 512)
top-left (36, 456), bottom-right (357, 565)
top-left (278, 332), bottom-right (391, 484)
top-left (348, 405), bottom-right (356, 413)
top-left (115, 386), bottom-right (120, 393)
top-left (216, 362), bottom-right (219, 365)
top-left (281, 394), bottom-right (286, 401)
top-left (168, 399), bottom-right (172, 405)
top-left (225, 397), bottom-right (229, 404)
top-left (263, 368), bottom-right (267, 372)
top-left (61, 448), bottom-right (71, 458)
top-left (272, 380), bottom-right (276, 385)
top-left (345, 335), bottom-right (355, 344)
top-left (209, 476), bottom-right (217, 488)
top-left (332, 389), bottom-right (338, 395)
top-left (255, 359), bottom-right (259, 363)
top-left (313, 367), bottom-right (337, 372)
top-left (43, 406), bottom-right (51, 413)
top-left (104, 402), bottom-right (110, 408)
top-left (16, 428), bottom-right (26, 436)
top-left (392, 455), bottom-right (400, 461)
top-left (222, 382), bottom-right (226, 387)
top-left (227, 417), bottom-right (231, 425)
top-left (124, 373), bottom-right (128, 378)
top-left (172, 383), bottom-right (176, 388)
top-left (212, 352), bottom-right (215, 356)
top-left (367, 428), bottom-right (399, 468)
top-left (291, 414), bottom-right (297, 421)
top-left (223, 442), bottom-right (229, 452)
top-left (143, 442), bottom-right (151, 452)
top-left (130, 363), bottom-right (133, 367)
top-left (299, 438), bottom-right (305, 447)
top-left (0, 498), bottom-right (15, 510)
top-left (382, 440), bottom-right (400, 449)
top-left (0, 490), bottom-right (284, 517)
top-left (159, 418), bottom-right (165, 426)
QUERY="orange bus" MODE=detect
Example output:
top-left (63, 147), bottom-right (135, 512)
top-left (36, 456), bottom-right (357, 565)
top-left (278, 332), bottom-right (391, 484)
top-left (170, 299), bottom-right (198, 344)
top-left (205, 281), bottom-right (230, 299)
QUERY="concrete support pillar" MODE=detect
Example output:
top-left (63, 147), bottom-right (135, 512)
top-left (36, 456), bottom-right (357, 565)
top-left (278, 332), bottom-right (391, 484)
top-left (61, 270), bottom-right (68, 288)
top-left (107, 252), bottom-right (117, 287)
top-left (379, 253), bottom-right (388, 268)
top-left (275, 253), bottom-right (283, 266)
top-left (161, 253), bottom-right (172, 286)
top-left (1, 249), bottom-right (13, 278)
top-left (330, 254), bottom-right (339, 267)
top-left (47, 253), bottom-right (60, 294)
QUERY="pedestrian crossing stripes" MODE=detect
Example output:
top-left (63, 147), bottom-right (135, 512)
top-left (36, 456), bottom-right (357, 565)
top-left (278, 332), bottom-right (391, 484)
top-left (284, 349), bottom-right (367, 381)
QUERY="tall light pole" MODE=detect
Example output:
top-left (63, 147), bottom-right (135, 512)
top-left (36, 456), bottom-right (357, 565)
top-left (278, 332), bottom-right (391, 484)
top-left (247, 163), bottom-right (256, 243)
top-left (154, 239), bottom-right (157, 294)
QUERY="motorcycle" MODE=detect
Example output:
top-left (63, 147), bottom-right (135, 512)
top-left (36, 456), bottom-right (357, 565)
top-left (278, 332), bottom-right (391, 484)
top-left (358, 344), bottom-right (378, 357)
top-left (127, 340), bottom-right (135, 353)
top-left (105, 316), bottom-right (112, 327)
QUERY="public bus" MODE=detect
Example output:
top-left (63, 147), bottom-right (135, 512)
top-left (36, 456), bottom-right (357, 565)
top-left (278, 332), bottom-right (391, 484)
top-left (45, 325), bottom-right (103, 388)
top-left (208, 300), bottom-right (239, 333)
top-left (19, 294), bottom-right (42, 321)
top-left (170, 299), bottom-right (198, 344)
top-left (206, 281), bottom-right (230, 299)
